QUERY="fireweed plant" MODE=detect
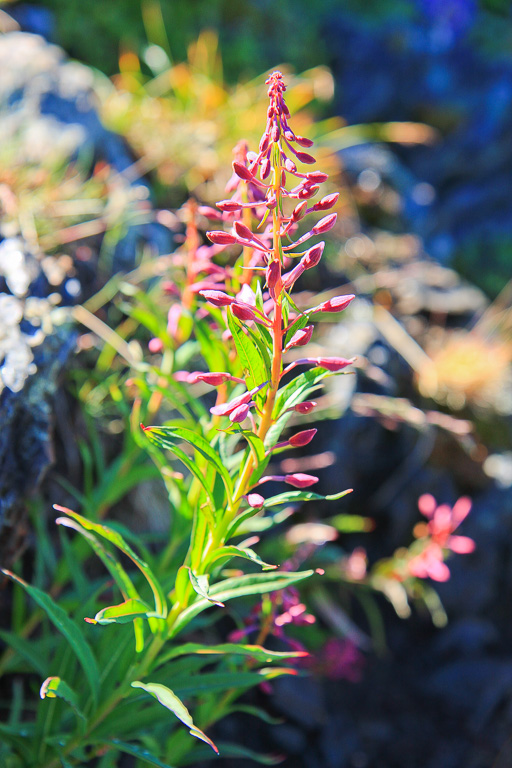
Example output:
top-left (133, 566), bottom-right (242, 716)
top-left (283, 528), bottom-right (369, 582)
top-left (0, 71), bottom-right (358, 767)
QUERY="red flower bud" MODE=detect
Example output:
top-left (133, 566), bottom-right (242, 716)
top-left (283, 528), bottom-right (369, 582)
top-left (294, 401), bottom-right (317, 414)
top-left (233, 161), bottom-right (254, 181)
top-left (217, 200), bottom-right (242, 212)
top-left (267, 260), bottom-right (283, 301)
top-left (312, 213), bottom-right (337, 234)
top-left (295, 135), bottom-right (314, 148)
top-left (232, 303), bottom-right (257, 322)
top-left (295, 151), bottom-right (316, 164)
top-left (291, 201), bottom-right (308, 221)
top-left (284, 473), bottom-right (319, 488)
top-left (313, 193), bottom-right (339, 211)
top-left (313, 294), bottom-right (355, 313)
top-left (206, 230), bottom-right (238, 245)
top-left (306, 171), bottom-right (328, 183)
top-left (260, 158), bottom-right (271, 179)
top-left (298, 185), bottom-right (320, 199)
top-left (287, 325), bottom-right (314, 348)
top-left (259, 134), bottom-right (270, 153)
top-left (234, 221), bottom-right (254, 241)
top-left (229, 402), bottom-right (251, 423)
top-left (289, 428), bottom-right (317, 447)
top-left (199, 289), bottom-right (235, 307)
top-left (302, 242), bottom-right (325, 269)
top-left (317, 357), bottom-right (353, 371)
top-left (194, 372), bottom-right (243, 386)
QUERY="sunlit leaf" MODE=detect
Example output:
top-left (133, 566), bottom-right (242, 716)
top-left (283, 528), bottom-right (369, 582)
top-left (170, 570), bottom-right (313, 637)
top-left (131, 681), bottom-right (218, 754)
top-left (53, 506), bottom-right (167, 620)
top-left (40, 676), bottom-right (85, 723)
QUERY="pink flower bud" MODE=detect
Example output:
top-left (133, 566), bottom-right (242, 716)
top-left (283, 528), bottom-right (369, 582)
top-left (195, 372), bottom-right (243, 386)
top-left (217, 200), bottom-right (242, 212)
top-left (206, 230), bottom-right (237, 245)
top-left (148, 337), bottom-right (163, 353)
top-left (287, 325), bottom-right (314, 348)
top-left (229, 402), bottom-right (251, 423)
top-left (233, 161), bottom-right (254, 181)
top-left (284, 473), bottom-right (319, 488)
top-left (282, 262), bottom-right (305, 290)
top-left (298, 185), bottom-right (320, 199)
top-left (267, 260), bottom-right (283, 300)
top-left (312, 213), bottom-right (337, 234)
top-left (295, 151), bottom-right (316, 164)
top-left (259, 134), bottom-right (270, 152)
top-left (295, 135), bottom-right (314, 148)
top-left (313, 193), bottom-right (339, 211)
top-left (234, 221), bottom-right (254, 241)
top-left (306, 171), bottom-right (329, 183)
top-left (199, 289), bottom-right (235, 307)
top-left (285, 158), bottom-right (297, 173)
top-left (313, 294), bottom-right (355, 313)
top-left (317, 357), bottom-right (353, 371)
top-left (289, 428), bottom-right (317, 447)
top-left (247, 493), bottom-right (265, 508)
top-left (232, 303), bottom-right (257, 322)
top-left (260, 158), bottom-right (271, 179)
top-left (294, 401), bottom-right (317, 414)
top-left (302, 242), bottom-right (325, 269)
top-left (292, 201), bottom-right (308, 221)
top-left (271, 124), bottom-right (280, 142)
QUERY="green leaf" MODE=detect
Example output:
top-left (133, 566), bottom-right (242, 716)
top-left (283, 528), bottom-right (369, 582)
top-left (160, 642), bottom-right (307, 664)
top-left (105, 740), bottom-right (176, 768)
top-left (1, 570), bottom-right (99, 706)
top-left (259, 488), bottom-right (353, 508)
top-left (205, 545), bottom-right (276, 571)
top-left (227, 310), bottom-right (268, 393)
top-left (225, 704), bottom-right (284, 725)
top-left (170, 570), bottom-right (313, 637)
top-left (40, 676), bottom-right (85, 723)
top-left (144, 426), bottom-right (233, 501)
top-left (87, 598), bottom-right (156, 625)
top-left (56, 516), bottom-right (145, 651)
top-left (0, 630), bottom-right (48, 676)
top-left (284, 313), bottom-right (309, 347)
top-left (273, 367), bottom-right (331, 418)
top-left (237, 429), bottom-right (266, 466)
top-left (131, 681), bottom-right (218, 754)
top-left (53, 507), bottom-right (167, 620)
top-left (187, 569), bottom-right (224, 607)
top-left (170, 667), bottom-right (298, 696)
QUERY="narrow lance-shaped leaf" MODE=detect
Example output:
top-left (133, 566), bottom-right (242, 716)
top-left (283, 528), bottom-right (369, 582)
top-left (160, 642), bottom-right (307, 664)
top-left (85, 598), bottom-right (157, 626)
top-left (131, 681), bottom-right (218, 754)
top-left (187, 569), bottom-right (224, 607)
top-left (143, 426), bottom-right (233, 501)
top-left (204, 545), bottom-right (277, 571)
top-left (170, 569), bottom-right (314, 637)
top-left (227, 310), bottom-right (268, 395)
top-left (40, 676), bottom-right (85, 723)
top-left (53, 506), bottom-right (167, 621)
top-left (1, 569), bottom-right (99, 706)
top-left (57, 516), bottom-right (145, 651)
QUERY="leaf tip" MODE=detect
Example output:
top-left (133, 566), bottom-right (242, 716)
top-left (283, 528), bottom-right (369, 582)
top-left (140, 423), bottom-right (152, 432)
top-left (84, 617), bottom-right (97, 625)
